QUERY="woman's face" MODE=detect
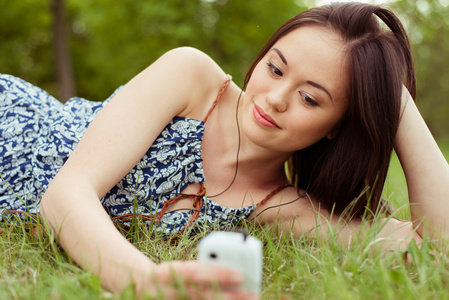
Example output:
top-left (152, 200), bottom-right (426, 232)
top-left (242, 25), bottom-right (349, 155)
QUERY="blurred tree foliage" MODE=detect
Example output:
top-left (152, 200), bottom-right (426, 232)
top-left (1, 0), bottom-right (448, 137)
top-left (0, 0), bottom-right (54, 91)
top-left (0, 0), bottom-right (306, 101)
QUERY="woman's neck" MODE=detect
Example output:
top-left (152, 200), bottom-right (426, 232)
top-left (202, 86), bottom-right (291, 189)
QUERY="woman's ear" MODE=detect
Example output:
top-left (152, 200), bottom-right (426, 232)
top-left (326, 127), bottom-right (339, 140)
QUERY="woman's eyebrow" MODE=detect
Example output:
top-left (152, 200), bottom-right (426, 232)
top-left (307, 81), bottom-right (333, 102)
top-left (272, 48), bottom-right (288, 65)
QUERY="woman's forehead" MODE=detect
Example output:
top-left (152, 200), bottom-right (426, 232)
top-left (274, 25), bottom-right (344, 51)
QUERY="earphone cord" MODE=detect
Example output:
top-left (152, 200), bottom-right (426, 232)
top-left (248, 189), bottom-right (308, 221)
top-left (173, 81), bottom-right (318, 215)
top-left (174, 84), bottom-right (308, 214)
top-left (168, 190), bottom-right (309, 221)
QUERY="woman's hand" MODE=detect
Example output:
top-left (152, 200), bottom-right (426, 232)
top-left (371, 218), bottom-right (423, 253)
top-left (137, 261), bottom-right (257, 300)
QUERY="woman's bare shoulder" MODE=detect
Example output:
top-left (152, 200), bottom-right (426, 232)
top-left (158, 47), bottom-right (234, 119)
top-left (162, 47), bottom-right (223, 75)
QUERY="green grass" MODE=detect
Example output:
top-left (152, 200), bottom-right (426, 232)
top-left (1, 143), bottom-right (449, 299)
top-left (1, 217), bottom-right (448, 300)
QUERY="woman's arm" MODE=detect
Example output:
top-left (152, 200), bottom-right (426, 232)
top-left (255, 188), bottom-right (422, 252)
top-left (40, 47), bottom-right (245, 296)
top-left (394, 88), bottom-right (449, 240)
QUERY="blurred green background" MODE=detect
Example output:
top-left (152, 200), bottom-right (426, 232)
top-left (1, 0), bottom-right (448, 139)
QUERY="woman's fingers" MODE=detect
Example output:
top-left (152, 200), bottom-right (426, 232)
top-left (157, 260), bottom-right (244, 285)
top-left (139, 261), bottom-right (258, 299)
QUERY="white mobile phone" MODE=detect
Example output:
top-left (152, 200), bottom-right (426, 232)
top-left (197, 231), bottom-right (262, 294)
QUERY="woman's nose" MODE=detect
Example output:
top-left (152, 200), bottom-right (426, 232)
top-left (266, 89), bottom-right (288, 112)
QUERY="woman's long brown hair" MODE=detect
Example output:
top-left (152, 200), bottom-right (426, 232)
top-left (244, 3), bottom-right (416, 217)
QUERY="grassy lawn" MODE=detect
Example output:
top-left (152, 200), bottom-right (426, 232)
top-left (1, 143), bottom-right (449, 299)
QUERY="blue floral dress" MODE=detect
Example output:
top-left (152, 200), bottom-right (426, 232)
top-left (0, 74), bottom-right (258, 237)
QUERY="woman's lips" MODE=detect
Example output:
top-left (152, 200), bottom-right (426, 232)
top-left (253, 104), bottom-right (280, 128)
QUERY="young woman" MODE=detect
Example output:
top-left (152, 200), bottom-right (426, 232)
top-left (1, 2), bottom-right (448, 298)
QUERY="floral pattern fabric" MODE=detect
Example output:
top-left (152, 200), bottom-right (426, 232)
top-left (0, 74), bottom-right (255, 237)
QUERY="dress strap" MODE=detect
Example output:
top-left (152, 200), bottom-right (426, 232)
top-left (203, 75), bottom-right (232, 123)
top-left (112, 182), bottom-right (290, 239)
top-left (255, 184), bottom-right (291, 207)
top-left (154, 182), bottom-right (206, 235)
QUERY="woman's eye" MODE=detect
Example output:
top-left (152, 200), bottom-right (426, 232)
top-left (266, 62), bottom-right (283, 76)
top-left (300, 92), bottom-right (318, 107)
